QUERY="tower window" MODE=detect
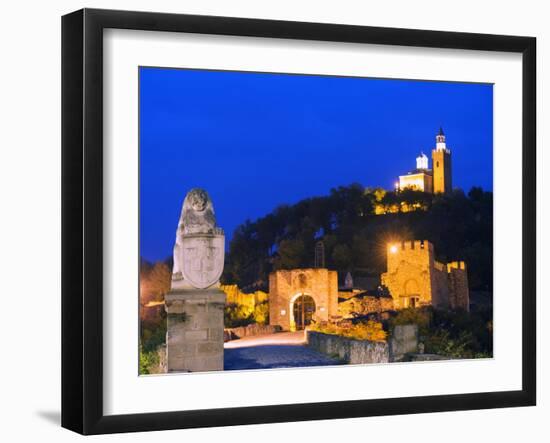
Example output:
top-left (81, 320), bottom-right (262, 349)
top-left (436, 161), bottom-right (439, 167)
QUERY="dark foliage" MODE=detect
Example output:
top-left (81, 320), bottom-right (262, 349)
top-left (389, 306), bottom-right (493, 358)
top-left (222, 184), bottom-right (493, 292)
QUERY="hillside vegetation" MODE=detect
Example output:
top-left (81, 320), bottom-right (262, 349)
top-left (222, 184), bottom-right (493, 292)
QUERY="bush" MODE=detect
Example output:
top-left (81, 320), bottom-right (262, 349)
top-left (388, 306), bottom-right (493, 359)
top-left (254, 301), bottom-right (270, 325)
top-left (389, 307), bottom-right (493, 358)
top-left (425, 330), bottom-right (475, 358)
top-left (224, 303), bottom-right (255, 328)
top-left (141, 312), bottom-right (166, 352)
top-left (139, 345), bottom-right (160, 375)
top-left (310, 320), bottom-right (387, 342)
top-left (139, 307), bottom-right (166, 375)
top-left (389, 307), bottom-right (432, 336)
top-left (224, 299), bottom-right (270, 328)
top-left (430, 308), bottom-right (493, 355)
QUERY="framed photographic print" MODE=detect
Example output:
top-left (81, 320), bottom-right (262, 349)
top-left (61, 8), bottom-right (536, 435)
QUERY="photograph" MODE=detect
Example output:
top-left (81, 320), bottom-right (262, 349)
top-left (0, 0), bottom-right (543, 439)
top-left (138, 67), bottom-right (494, 375)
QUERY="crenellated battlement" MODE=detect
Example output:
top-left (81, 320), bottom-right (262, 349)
top-left (387, 240), bottom-right (434, 253)
top-left (447, 261), bottom-right (466, 272)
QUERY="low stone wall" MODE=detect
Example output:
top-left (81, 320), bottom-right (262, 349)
top-left (306, 331), bottom-right (389, 364)
top-left (224, 324), bottom-right (282, 342)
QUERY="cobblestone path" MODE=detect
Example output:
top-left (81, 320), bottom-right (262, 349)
top-left (224, 331), bottom-right (341, 370)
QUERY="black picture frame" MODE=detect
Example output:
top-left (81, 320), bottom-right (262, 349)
top-left (61, 8), bottom-right (536, 435)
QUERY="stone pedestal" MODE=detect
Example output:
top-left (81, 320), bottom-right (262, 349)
top-left (389, 324), bottom-right (419, 362)
top-left (165, 289), bottom-right (226, 373)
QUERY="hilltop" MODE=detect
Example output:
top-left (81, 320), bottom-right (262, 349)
top-left (222, 184), bottom-right (493, 292)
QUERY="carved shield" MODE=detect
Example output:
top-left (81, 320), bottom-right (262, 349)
top-left (180, 234), bottom-right (225, 289)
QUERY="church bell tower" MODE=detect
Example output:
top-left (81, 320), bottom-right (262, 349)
top-left (432, 127), bottom-right (452, 193)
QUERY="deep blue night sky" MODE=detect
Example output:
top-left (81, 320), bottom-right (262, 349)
top-left (140, 67), bottom-right (493, 262)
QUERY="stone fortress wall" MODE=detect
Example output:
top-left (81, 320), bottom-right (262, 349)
top-left (381, 240), bottom-right (469, 311)
top-left (269, 240), bottom-right (470, 331)
top-left (446, 261), bottom-right (470, 310)
top-left (269, 240), bottom-right (469, 331)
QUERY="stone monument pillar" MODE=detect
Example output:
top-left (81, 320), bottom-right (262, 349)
top-left (165, 188), bottom-right (226, 372)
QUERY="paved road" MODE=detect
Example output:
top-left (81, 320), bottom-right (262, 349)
top-left (224, 331), bottom-right (341, 370)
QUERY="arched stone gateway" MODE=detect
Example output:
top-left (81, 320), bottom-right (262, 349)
top-left (269, 269), bottom-right (338, 331)
top-left (291, 293), bottom-right (316, 330)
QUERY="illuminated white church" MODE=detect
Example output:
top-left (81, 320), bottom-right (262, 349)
top-left (398, 127), bottom-right (452, 194)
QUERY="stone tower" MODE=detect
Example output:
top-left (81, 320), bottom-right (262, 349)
top-left (381, 240), bottom-right (437, 309)
top-left (381, 240), bottom-right (469, 311)
top-left (432, 127), bottom-right (452, 194)
top-left (314, 240), bottom-right (325, 268)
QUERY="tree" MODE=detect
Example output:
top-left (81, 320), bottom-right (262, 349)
top-left (331, 243), bottom-right (352, 270)
top-left (274, 238), bottom-right (306, 270)
top-left (140, 261), bottom-right (171, 308)
top-left (139, 260), bottom-right (170, 368)
top-left (223, 183), bottom-right (493, 291)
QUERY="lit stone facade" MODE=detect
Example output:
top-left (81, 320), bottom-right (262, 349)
top-left (432, 127), bottom-right (452, 194)
top-left (381, 240), bottom-right (469, 311)
top-left (398, 171), bottom-right (433, 193)
top-left (269, 268), bottom-right (339, 331)
top-left (398, 128), bottom-right (452, 194)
